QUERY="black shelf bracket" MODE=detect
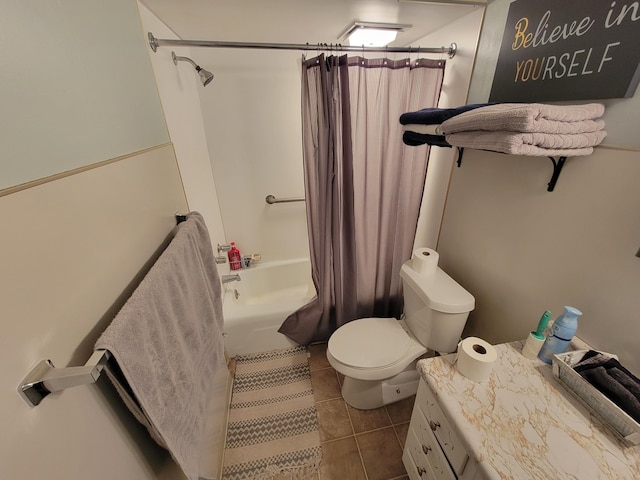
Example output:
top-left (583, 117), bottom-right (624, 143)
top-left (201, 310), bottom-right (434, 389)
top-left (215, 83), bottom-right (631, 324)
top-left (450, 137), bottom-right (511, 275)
top-left (455, 148), bottom-right (568, 192)
top-left (547, 156), bottom-right (567, 192)
top-left (456, 147), bottom-right (464, 167)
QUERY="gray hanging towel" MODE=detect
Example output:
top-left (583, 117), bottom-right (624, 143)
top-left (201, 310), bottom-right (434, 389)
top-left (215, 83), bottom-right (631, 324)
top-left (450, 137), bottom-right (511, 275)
top-left (96, 212), bottom-right (225, 480)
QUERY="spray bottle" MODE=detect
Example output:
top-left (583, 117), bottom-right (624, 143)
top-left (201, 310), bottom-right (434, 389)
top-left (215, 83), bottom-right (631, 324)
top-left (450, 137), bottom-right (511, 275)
top-left (538, 306), bottom-right (582, 364)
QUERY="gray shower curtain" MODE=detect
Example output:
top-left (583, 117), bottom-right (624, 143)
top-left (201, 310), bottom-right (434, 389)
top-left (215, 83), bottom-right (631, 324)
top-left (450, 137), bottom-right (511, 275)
top-left (278, 54), bottom-right (445, 345)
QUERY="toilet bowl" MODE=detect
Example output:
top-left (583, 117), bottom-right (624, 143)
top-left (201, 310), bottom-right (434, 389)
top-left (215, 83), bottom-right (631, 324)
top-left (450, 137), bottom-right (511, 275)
top-left (327, 257), bottom-right (474, 409)
top-left (327, 317), bottom-right (428, 409)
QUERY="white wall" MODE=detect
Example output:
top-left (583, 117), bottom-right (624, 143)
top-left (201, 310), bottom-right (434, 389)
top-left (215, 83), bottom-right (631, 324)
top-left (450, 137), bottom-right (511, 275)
top-left (138, 3), bottom-right (226, 262)
top-left (0, 0), bottom-right (168, 190)
top-left (1, 147), bottom-right (190, 480)
top-left (0, 1), bottom-right (223, 478)
top-left (412, 7), bottom-right (486, 250)
top-left (196, 48), bottom-right (311, 262)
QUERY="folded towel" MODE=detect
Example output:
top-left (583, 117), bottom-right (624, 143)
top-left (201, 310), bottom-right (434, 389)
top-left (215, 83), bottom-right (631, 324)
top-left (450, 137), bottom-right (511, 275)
top-left (95, 212), bottom-right (225, 480)
top-left (399, 103), bottom-right (492, 125)
top-left (440, 103), bottom-right (606, 135)
top-left (573, 350), bottom-right (640, 423)
top-left (402, 124), bottom-right (441, 135)
top-left (444, 129), bottom-right (607, 157)
top-left (403, 131), bottom-right (451, 148)
top-left (580, 367), bottom-right (640, 424)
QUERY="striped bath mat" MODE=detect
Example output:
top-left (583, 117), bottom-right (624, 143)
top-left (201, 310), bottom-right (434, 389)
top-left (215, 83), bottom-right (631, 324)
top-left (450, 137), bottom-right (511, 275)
top-left (222, 346), bottom-right (322, 480)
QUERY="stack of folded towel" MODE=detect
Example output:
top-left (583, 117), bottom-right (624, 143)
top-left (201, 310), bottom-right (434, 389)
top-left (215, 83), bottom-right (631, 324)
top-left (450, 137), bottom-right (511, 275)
top-left (442, 103), bottom-right (607, 156)
top-left (573, 350), bottom-right (640, 424)
top-left (401, 103), bottom-right (607, 157)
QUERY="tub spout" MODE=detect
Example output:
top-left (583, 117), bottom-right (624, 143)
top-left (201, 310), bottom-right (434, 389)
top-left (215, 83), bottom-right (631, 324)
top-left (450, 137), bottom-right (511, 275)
top-left (221, 274), bottom-right (241, 284)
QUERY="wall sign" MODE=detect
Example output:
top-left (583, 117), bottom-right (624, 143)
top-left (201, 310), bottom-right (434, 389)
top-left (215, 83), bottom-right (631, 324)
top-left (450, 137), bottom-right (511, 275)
top-left (489, 0), bottom-right (640, 102)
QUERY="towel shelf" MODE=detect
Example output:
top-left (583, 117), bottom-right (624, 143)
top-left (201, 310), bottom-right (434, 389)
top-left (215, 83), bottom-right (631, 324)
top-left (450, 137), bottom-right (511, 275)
top-left (18, 349), bottom-right (111, 407)
top-left (456, 148), bottom-right (568, 192)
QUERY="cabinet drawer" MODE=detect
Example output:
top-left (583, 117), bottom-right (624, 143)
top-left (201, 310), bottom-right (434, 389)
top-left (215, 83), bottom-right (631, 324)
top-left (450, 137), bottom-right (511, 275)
top-left (408, 406), bottom-right (457, 480)
top-left (403, 442), bottom-right (430, 480)
top-left (405, 427), bottom-right (436, 479)
top-left (417, 380), bottom-right (468, 475)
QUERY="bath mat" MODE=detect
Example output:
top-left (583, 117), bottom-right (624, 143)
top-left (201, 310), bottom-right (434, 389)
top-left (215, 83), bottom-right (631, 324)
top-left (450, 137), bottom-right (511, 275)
top-left (222, 346), bottom-right (322, 480)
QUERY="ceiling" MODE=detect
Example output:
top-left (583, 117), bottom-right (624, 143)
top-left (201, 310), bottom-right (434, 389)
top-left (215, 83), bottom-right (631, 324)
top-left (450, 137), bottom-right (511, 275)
top-left (140, 0), bottom-right (481, 48)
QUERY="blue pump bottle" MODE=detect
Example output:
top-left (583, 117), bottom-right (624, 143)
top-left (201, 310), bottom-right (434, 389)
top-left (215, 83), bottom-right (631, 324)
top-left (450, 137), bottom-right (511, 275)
top-left (538, 306), bottom-right (583, 364)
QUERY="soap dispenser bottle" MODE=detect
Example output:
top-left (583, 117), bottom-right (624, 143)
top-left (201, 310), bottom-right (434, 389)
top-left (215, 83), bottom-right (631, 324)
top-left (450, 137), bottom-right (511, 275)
top-left (538, 306), bottom-right (582, 364)
top-left (228, 242), bottom-right (242, 271)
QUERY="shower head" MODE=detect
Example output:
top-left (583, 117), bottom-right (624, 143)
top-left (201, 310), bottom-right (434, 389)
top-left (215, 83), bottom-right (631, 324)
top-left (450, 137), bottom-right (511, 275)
top-left (171, 51), bottom-right (214, 86)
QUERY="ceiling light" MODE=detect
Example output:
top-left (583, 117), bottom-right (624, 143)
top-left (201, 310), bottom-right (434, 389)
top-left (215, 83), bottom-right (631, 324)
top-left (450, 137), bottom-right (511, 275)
top-left (339, 21), bottom-right (412, 48)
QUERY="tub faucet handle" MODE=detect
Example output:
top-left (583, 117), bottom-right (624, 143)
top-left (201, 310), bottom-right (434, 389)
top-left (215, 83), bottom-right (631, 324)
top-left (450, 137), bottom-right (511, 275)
top-left (217, 243), bottom-right (231, 254)
top-left (215, 256), bottom-right (227, 264)
top-left (221, 274), bottom-right (241, 284)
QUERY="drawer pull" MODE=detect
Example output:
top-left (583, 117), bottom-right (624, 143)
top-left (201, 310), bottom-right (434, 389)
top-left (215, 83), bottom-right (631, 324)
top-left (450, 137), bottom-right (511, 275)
top-left (422, 444), bottom-right (432, 454)
top-left (429, 420), bottom-right (441, 431)
top-left (417, 466), bottom-right (427, 476)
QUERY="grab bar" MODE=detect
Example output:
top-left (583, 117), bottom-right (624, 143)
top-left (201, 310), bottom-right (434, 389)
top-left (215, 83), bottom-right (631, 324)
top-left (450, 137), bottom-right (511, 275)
top-left (265, 194), bottom-right (305, 204)
top-left (18, 349), bottom-right (111, 407)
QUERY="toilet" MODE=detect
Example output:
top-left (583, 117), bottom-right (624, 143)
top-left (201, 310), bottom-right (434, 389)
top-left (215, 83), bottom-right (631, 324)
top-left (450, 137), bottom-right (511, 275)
top-left (326, 258), bottom-right (475, 409)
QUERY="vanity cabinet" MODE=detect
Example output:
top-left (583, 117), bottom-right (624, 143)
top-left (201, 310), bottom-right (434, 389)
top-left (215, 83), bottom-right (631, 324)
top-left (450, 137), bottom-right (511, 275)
top-left (404, 342), bottom-right (640, 480)
top-left (403, 380), bottom-right (479, 480)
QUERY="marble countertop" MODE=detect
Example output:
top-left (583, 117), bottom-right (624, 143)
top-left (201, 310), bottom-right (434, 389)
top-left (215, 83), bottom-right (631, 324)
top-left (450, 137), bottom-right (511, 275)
top-left (416, 342), bottom-right (640, 480)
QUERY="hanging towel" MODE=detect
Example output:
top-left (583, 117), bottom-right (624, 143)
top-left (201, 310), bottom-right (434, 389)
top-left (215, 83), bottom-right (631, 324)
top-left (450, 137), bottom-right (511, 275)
top-left (444, 129), bottom-right (607, 157)
top-left (440, 103), bottom-right (606, 135)
top-left (95, 212), bottom-right (225, 480)
top-left (399, 103), bottom-right (492, 125)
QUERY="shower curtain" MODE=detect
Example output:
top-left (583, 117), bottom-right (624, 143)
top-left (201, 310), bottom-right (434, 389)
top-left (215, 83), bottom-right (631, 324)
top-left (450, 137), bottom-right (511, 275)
top-left (278, 54), bottom-right (445, 345)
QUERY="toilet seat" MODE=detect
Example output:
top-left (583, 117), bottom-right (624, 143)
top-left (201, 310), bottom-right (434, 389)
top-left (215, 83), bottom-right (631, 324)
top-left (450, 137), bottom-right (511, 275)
top-left (327, 317), bottom-right (427, 381)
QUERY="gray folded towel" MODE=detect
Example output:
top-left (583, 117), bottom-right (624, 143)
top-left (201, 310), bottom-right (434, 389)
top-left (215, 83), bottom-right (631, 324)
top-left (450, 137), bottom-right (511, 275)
top-left (440, 103), bottom-right (606, 135)
top-left (444, 129), bottom-right (607, 157)
top-left (96, 212), bottom-right (225, 480)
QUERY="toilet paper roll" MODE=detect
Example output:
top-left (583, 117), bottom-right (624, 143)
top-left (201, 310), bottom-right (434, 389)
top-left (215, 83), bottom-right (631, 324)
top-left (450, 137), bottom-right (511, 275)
top-left (456, 337), bottom-right (498, 382)
top-left (412, 248), bottom-right (439, 275)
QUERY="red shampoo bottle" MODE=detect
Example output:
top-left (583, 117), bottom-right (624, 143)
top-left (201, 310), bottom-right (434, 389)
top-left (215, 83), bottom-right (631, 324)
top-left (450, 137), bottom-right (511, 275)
top-left (228, 242), bottom-right (242, 271)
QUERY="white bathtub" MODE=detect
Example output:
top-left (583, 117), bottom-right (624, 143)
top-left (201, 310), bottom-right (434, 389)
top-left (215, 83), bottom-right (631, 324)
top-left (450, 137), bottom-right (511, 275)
top-left (222, 258), bottom-right (316, 356)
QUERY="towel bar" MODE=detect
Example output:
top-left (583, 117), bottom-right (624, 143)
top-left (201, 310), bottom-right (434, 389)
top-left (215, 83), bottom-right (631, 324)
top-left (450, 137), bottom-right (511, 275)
top-left (18, 349), bottom-right (111, 407)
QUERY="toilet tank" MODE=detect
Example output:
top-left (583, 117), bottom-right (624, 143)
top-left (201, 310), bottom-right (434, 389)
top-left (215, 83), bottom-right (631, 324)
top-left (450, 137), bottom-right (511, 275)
top-left (399, 261), bottom-right (475, 353)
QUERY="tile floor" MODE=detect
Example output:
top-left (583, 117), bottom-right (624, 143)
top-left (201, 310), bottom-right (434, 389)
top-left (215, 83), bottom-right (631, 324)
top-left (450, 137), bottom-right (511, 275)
top-left (305, 343), bottom-right (413, 480)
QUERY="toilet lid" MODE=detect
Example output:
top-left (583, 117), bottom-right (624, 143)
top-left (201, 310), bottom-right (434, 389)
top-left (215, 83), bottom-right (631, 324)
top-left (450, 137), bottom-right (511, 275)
top-left (328, 318), bottom-right (411, 369)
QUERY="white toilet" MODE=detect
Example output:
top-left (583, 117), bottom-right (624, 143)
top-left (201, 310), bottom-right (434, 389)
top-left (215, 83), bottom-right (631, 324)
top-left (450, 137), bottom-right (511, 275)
top-left (326, 258), bottom-right (475, 409)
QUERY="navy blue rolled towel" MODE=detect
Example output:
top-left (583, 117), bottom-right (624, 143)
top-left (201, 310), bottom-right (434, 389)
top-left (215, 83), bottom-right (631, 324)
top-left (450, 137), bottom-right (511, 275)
top-left (402, 131), bottom-right (451, 148)
top-left (399, 103), bottom-right (493, 125)
top-left (573, 350), bottom-right (640, 423)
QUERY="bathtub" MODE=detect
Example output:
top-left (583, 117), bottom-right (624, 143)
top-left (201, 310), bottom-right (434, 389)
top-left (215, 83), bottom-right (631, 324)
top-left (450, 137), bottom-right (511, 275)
top-left (222, 258), bottom-right (316, 356)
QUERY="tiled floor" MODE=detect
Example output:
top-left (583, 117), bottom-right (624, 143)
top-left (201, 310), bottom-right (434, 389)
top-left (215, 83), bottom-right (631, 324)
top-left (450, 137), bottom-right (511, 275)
top-left (306, 343), bottom-right (413, 480)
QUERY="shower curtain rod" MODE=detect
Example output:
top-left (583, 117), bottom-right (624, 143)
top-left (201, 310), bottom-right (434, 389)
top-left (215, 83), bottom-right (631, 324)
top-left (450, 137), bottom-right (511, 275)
top-left (147, 33), bottom-right (457, 58)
